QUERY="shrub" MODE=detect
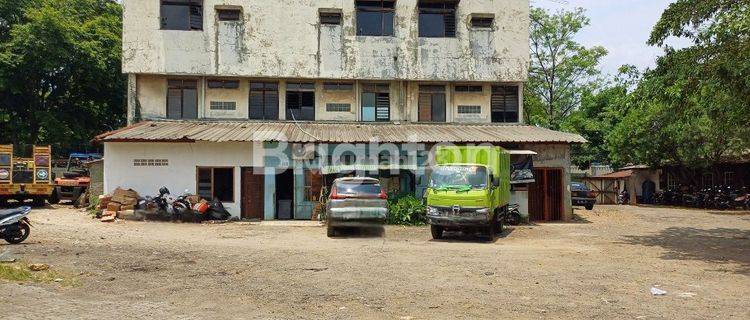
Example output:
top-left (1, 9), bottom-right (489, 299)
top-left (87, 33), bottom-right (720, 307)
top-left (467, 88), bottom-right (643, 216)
top-left (387, 194), bottom-right (427, 226)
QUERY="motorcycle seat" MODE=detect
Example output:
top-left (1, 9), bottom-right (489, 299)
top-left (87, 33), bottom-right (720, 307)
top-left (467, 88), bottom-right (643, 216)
top-left (0, 207), bottom-right (29, 221)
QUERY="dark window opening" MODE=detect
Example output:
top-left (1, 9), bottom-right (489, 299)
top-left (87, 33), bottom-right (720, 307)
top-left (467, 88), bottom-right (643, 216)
top-left (356, 0), bottom-right (395, 36)
top-left (167, 79), bottom-right (198, 119)
top-left (207, 79), bottom-right (240, 89)
top-left (217, 9), bottom-right (241, 22)
top-left (471, 16), bottom-right (494, 28)
top-left (161, 0), bottom-right (203, 31)
top-left (286, 83), bottom-right (315, 121)
top-left (323, 82), bottom-right (354, 91)
top-left (491, 86), bottom-right (519, 123)
top-left (197, 167), bottom-right (234, 202)
top-left (418, 0), bottom-right (457, 38)
top-left (455, 85), bottom-right (483, 93)
top-left (361, 83), bottom-right (390, 122)
top-left (320, 11), bottom-right (343, 25)
top-left (249, 82), bottom-right (279, 120)
top-left (418, 85), bottom-right (446, 122)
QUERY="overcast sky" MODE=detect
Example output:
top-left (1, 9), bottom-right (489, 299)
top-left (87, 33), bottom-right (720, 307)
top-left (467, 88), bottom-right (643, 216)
top-left (533, 0), bottom-right (686, 75)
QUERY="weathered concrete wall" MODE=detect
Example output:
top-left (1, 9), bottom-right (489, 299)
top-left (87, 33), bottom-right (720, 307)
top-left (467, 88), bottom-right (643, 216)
top-left (123, 0), bottom-right (530, 82)
top-left (452, 84), bottom-right (492, 123)
top-left (103, 141), bottom-right (265, 218)
top-left (205, 79), bottom-right (250, 119)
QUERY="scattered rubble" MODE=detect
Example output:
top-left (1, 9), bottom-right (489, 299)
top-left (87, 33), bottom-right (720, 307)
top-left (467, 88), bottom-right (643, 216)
top-left (28, 263), bottom-right (50, 271)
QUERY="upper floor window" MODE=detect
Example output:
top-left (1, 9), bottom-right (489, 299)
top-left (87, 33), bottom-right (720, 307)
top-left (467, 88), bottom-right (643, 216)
top-left (217, 8), bottom-right (241, 22)
top-left (491, 86), bottom-right (519, 123)
top-left (361, 84), bottom-right (390, 122)
top-left (356, 0), bottom-right (395, 36)
top-left (470, 15), bottom-right (494, 29)
top-left (418, 85), bottom-right (446, 122)
top-left (249, 82), bottom-right (279, 120)
top-left (286, 83), bottom-right (315, 121)
top-left (320, 10), bottom-right (343, 25)
top-left (207, 79), bottom-right (240, 89)
top-left (167, 79), bottom-right (198, 119)
top-left (418, 0), bottom-right (457, 38)
top-left (161, 0), bottom-right (203, 31)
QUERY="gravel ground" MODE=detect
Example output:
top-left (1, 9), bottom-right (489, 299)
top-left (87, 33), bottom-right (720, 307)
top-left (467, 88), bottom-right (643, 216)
top-left (1, 205), bottom-right (749, 319)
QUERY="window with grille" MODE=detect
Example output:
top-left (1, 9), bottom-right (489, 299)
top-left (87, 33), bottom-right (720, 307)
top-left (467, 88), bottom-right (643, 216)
top-left (167, 79), bottom-right (198, 119)
top-left (249, 82), bottom-right (279, 120)
top-left (207, 79), bottom-right (240, 89)
top-left (356, 0), bottom-right (395, 36)
top-left (418, 0), bottom-right (457, 38)
top-left (160, 0), bottom-right (203, 31)
top-left (491, 86), bottom-right (519, 123)
top-left (320, 11), bottom-right (342, 25)
top-left (458, 105), bottom-right (481, 114)
top-left (323, 82), bottom-right (354, 91)
top-left (455, 85), bottom-right (483, 93)
top-left (361, 84), bottom-right (390, 122)
top-left (286, 83), bottom-right (316, 121)
top-left (210, 101), bottom-right (236, 111)
top-left (418, 85), bottom-right (446, 122)
top-left (326, 103), bottom-right (351, 112)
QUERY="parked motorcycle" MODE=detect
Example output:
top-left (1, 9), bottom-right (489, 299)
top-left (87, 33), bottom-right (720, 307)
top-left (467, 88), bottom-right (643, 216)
top-left (617, 190), bottom-right (630, 205)
top-left (0, 206), bottom-right (32, 244)
top-left (505, 204), bottom-right (523, 226)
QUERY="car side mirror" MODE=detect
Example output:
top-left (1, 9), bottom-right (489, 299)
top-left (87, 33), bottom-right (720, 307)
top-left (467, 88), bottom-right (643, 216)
top-left (493, 178), bottom-right (500, 188)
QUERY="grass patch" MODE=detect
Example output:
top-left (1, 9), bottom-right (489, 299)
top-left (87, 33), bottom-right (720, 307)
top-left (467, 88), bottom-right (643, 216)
top-left (0, 262), bottom-right (78, 286)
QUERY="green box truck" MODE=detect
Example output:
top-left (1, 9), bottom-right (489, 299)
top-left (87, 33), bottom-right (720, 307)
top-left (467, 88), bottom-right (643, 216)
top-left (425, 146), bottom-right (511, 240)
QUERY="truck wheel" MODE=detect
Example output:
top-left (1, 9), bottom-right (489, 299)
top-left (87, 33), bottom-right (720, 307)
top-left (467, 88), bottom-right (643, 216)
top-left (48, 190), bottom-right (60, 205)
top-left (327, 226), bottom-right (336, 237)
top-left (486, 218), bottom-right (497, 241)
top-left (585, 203), bottom-right (594, 210)
top-left (430, 225), bottom-right (444, 240)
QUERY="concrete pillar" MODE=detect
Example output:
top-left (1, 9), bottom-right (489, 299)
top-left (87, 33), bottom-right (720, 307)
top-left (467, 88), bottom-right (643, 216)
top-left (126, 74), bottom-right (137, 125)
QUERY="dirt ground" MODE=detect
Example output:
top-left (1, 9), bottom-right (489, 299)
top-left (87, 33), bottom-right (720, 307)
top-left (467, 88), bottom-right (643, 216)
top-left (1, 205), bottom-right (749, 320)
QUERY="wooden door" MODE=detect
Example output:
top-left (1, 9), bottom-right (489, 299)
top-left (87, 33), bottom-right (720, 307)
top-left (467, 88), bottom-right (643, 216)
top-left (528, 168), bottom-right (564, 221)
top-left (241, 168), bottom-right (264, 220)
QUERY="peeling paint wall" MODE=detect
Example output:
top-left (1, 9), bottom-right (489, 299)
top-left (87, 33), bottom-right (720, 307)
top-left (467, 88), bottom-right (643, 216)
top-left (123, 0), bottom-right (530, 82)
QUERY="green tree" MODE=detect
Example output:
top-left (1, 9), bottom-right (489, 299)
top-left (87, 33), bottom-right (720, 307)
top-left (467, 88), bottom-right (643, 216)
top-left (608, 0), bottom-right (750, 179)
top-left (526, 7), bottom-right (608, 129)
top-left (0, 0), bottom-right (125, 156)
top-left (563, 65), bottom-right (639, 169)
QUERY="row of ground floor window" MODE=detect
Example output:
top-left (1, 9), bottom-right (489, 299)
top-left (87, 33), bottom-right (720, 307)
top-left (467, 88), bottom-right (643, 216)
top-left (130, 75), bottom-right (522, 124)
top-left (103, 141), bottom-right (574, 221)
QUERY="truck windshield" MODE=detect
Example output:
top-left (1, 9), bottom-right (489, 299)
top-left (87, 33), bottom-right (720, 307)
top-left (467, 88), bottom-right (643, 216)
top-left (430, 166), bottom-right (488, 189)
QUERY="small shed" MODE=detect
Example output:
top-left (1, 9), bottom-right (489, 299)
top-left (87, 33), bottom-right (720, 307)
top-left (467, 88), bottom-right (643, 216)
top-left (582, 165), bottom-right (661, 205)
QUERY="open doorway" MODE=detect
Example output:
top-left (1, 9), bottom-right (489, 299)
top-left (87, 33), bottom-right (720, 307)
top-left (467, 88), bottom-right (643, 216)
top-left (276, 170), bottom-right (294, 220)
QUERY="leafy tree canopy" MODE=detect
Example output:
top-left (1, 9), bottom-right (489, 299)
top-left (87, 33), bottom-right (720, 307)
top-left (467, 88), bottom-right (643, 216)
top-left (0, 0), bottom-right (124, 156)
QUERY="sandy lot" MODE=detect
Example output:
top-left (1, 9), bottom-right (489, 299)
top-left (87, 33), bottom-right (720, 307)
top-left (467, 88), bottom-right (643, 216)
top-left (1, 205), bottom-right (749, 319)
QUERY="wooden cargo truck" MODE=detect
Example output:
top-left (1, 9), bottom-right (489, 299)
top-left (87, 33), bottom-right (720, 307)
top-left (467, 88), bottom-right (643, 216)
top-left (0, 145), bottom-right (55, 206)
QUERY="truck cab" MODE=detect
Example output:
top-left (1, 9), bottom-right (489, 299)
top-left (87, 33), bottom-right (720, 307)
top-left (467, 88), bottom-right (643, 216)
top-left (426, 146), bottom-right (511, 240)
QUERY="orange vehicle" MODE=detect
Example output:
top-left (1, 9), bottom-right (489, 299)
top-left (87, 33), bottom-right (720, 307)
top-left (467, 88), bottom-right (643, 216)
top-left (0, 145), bottom-right (55, 206)
top-left (52, 153), bottom-right (101, 205)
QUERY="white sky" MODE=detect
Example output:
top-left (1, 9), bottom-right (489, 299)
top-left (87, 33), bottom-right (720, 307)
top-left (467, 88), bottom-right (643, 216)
top-left (533, 0), bottom-right (689, 75)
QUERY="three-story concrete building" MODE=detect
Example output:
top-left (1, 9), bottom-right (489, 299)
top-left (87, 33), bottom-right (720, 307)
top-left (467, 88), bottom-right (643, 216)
top-left (98, 0), bottom-right (585, 220)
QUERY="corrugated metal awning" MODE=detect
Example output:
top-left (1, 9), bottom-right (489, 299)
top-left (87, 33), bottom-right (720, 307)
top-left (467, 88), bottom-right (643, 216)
top-left (95, 120), bottom-right (587, 144)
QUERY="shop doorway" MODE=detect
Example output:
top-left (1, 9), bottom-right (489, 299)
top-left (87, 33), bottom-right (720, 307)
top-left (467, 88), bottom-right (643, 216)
top-left (528, 168), bottom-right (564, 221)
top-left (275, 170), bottom-right (295, 220)
top-left (241, 168), bottom-right (264, 220)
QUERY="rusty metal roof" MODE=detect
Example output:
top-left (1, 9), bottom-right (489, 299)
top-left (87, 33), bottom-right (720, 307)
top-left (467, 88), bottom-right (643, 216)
top-left (95, 120), bottom-right (587, 144)
top-left (584, 170), bottom-right (634, 180)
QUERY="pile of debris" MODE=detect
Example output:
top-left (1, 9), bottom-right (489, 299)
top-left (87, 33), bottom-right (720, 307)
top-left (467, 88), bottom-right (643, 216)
top-left (98, 188), bottom-right (140, 222)
top-left (96, 187), bottom-right (231, 223)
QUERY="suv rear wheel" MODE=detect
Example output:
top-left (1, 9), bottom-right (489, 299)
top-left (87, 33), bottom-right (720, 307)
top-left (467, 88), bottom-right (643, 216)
top-left (327, 226), bottom-right (336, 237)
top-left (430, 225), bottom-right (444, 240)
